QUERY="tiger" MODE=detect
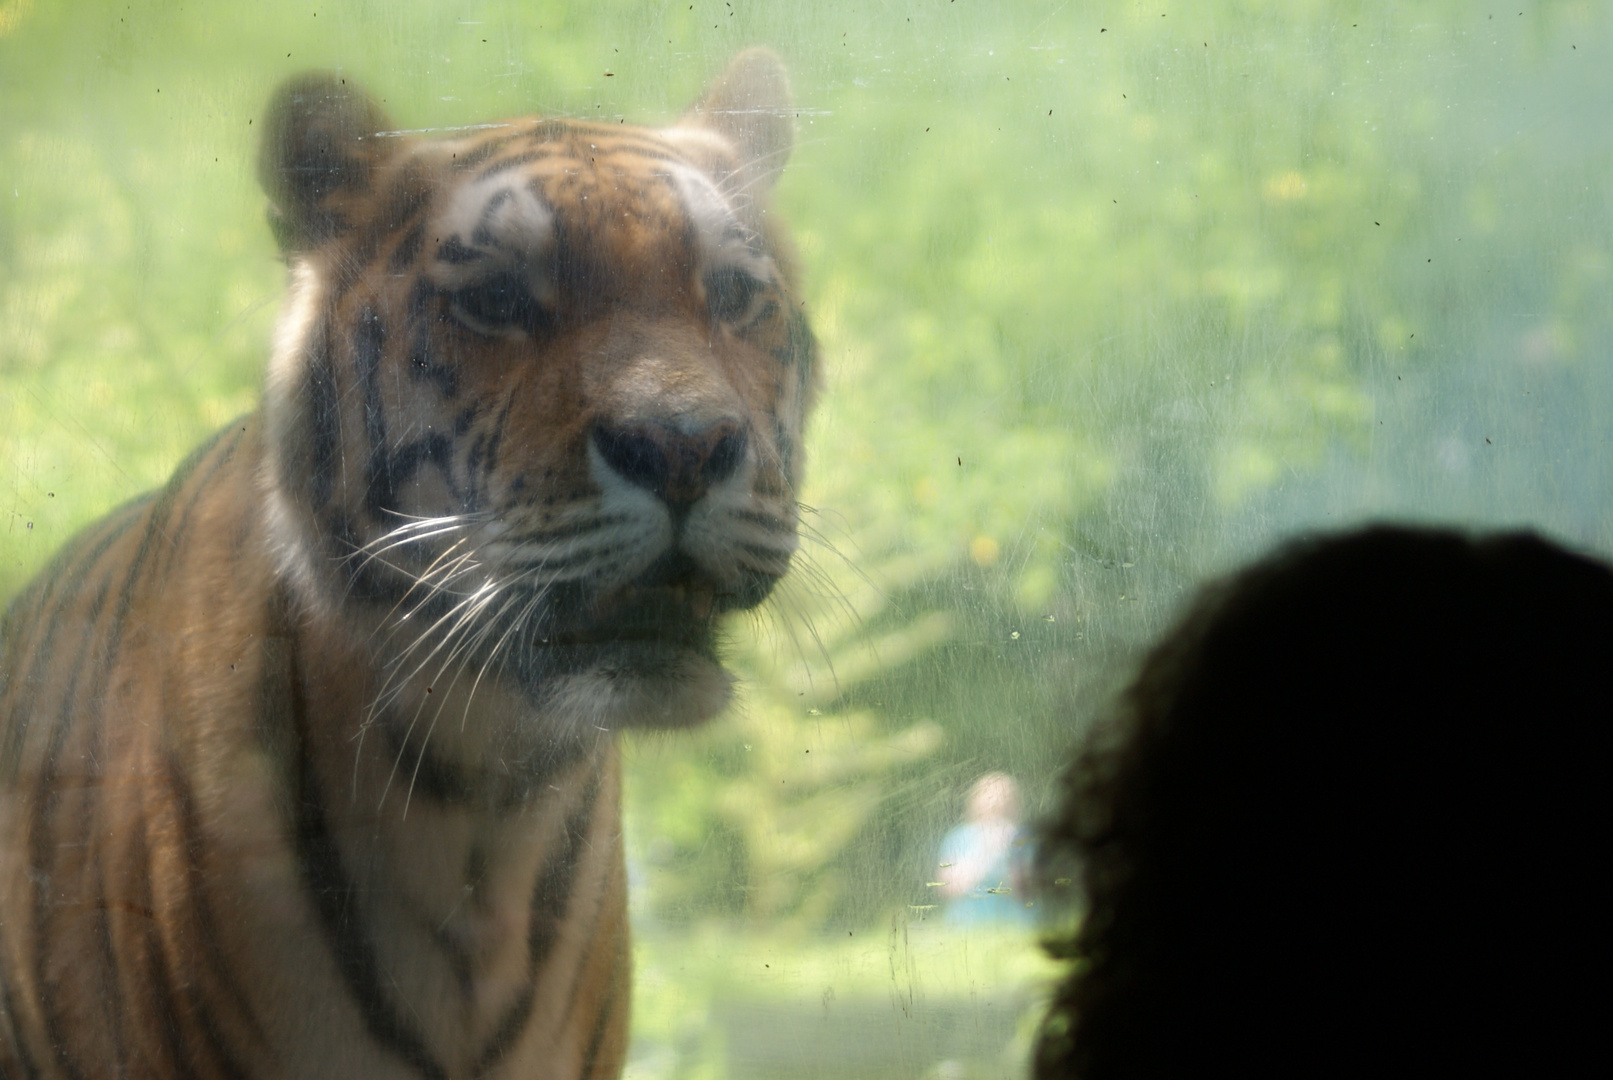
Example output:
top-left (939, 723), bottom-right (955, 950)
top-left (0, 48), bottom-right (816, 1080)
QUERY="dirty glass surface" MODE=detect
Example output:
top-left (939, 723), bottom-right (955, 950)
top-left (3, 1), bottom-right (1610, 1077)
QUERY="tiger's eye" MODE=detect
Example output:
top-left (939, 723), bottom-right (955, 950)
top-left (704, 266), bottom-right (763, 325)
top-left (452, 271), bottom-right (551, 334)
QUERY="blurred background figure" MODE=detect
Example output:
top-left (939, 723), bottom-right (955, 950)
top-left (936, 771), bottom-right (1032, 924)
top-left (1034, 526), bottom-right (1612, 1078)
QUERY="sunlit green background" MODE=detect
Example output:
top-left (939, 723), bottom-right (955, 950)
top-left (4, 1), bottom-right (1610, 1076)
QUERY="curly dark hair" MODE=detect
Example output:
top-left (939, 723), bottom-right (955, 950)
top-left (1034, 526), bottom-right (1612, 1077)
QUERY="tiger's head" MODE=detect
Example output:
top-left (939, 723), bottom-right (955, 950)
top-left (257, 52), bottom-right (816, 743)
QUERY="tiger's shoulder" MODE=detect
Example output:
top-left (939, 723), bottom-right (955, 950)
top-left (0, 419), bottom-right (263, 752)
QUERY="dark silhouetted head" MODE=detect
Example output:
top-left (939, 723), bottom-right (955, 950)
top-left (1035, 526), bottom-right (1612, 1078)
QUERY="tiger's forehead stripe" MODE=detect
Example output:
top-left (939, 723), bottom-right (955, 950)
top-left (330, 126), bottom-right (715, 303)
top-left (466, 123), bottom-right (702, 183)
top-left (444, 135), bottom-right (514, 172)
top-left (397, 131), bottom-right (761, 304)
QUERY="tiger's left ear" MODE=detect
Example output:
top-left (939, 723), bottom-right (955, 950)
top-left (258, 72), bottom-right (396, 254)
top-left (674, 48), bottom-right (794, 196)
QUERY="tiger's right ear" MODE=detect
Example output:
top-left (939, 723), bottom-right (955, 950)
top-left (258, 73), bottom-right (394, 254)
top-left (674, 49), bottom-right (794, 199)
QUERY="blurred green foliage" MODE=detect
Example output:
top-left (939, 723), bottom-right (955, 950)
top-left (3, 8), bottom-right (1611, 1072)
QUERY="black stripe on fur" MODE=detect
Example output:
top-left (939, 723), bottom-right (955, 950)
top-left (304, 322), bottom-right (342, 511)
top-left (290, 646), bottom-right (449, 1080)
top-left (465, 760), bottom-right (603, 1076)
top-left (31, 428), bottom-right (238, 1080)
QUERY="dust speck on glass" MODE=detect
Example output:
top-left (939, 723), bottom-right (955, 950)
top-left (2, 3), bottom-right (1609, 1078)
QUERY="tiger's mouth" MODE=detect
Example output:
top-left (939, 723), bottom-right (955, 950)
top-left (550, 581), bottom-right (722, 653)
top-left (547, 551), bottom-right (780, 653)
top-left (488, 554), bottom-right (785, 730)
top-left (487, 551), bottom-right (788, 727)
top-left (521, 555), bottom-right (740, 660)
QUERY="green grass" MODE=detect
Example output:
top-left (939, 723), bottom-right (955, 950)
top-left (626, 921), bottom-right (1058, 1080)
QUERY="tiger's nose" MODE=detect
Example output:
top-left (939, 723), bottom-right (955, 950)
top-left (591, 418), bottom-right (748, 512)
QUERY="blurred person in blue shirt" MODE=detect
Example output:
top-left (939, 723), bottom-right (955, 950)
top-left (936, 771), bottom-right (1032, 924)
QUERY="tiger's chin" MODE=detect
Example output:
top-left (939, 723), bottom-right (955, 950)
top-left (532, 644), bottom-right (736, 732)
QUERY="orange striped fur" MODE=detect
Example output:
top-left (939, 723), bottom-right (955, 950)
top-left (0, 49), bottom-right (813, 1080)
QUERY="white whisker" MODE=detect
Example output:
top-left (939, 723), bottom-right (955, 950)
top-left (399, 582), bottom-right (512, 816)
top-left (454, 588), bottom-right (545, 736)
top-left (377, 575), bottom-right (505, 812)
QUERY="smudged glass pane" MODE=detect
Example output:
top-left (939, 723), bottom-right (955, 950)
top-left (2, 3), bottom-right (1609, 1078)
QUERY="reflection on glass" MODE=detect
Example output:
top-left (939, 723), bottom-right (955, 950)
top-left (935, 773), bottom-right (1032, 926)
